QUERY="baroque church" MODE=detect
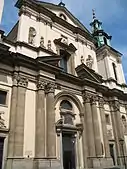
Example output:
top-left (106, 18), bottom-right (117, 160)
top-left (0, 0), bottom-right (127, 169)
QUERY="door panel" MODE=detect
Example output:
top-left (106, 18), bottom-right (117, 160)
top-left (0, 137), bottom-right (4, 169)
top-left (62, 134), bottom-right (76, 169)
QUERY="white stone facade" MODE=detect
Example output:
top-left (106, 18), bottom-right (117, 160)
top-left (0, 1), bottom-right (127, 169)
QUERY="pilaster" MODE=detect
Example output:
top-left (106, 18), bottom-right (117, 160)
top-left (91, 95), bottom-right (102, 156)
top-left (7, 73), bottom-right (18, 157)
top-left (14, 76), bottom-right (28, 156)
top-left (35, 80), bottom-right (47, 158)
top-left (46, 82), bottom-right (56, 157)
top-left (82, 92), bottom-right (96, 159)
top-left (109, 100), bottom-right (123, 165)
top-left (98, 97), bottom-right (110, 157)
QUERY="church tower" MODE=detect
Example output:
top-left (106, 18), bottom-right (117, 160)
top-left (91, 10), bottom-right (126, 89)
top-left (90, 10), bottom-right (112, 47)
top-left (0, 0), bottom-right (4, 24)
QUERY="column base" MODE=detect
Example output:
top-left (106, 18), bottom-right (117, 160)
top-left (87, 157), bottom-right (115, 169)
top-left (5, 158), bottom-right (61, 169)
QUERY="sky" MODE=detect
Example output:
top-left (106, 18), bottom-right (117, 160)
top-left (1, 0), bottom-right (127, 82)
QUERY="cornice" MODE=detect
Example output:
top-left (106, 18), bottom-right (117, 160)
top-left (103, 78), bottom-right (127, 88)
top-left (0, 45), bottom-right (127, 101)
top-left (96, 45), bottom-right (122, 58)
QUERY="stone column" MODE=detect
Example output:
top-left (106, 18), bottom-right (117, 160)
top-left (83, 93), bottom-right (96, 157)
top-left (98, 97), bottom-right (110, 157)
top-left (91, 95), bottom-right (102, 156)
top-left (46, 82), bottom-right (56, 157)
top-left (80, 112), bottom-right (88, 168)
top-left (109, 100), bottom-right (123, 165)
top-left (7, 74), bottom-right (18, 157)
top-left (14, 76), bottom-right (28, 156)
top-left (35, 80), bottom-right (46, 157)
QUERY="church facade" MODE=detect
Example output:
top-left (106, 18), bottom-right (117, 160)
top-left (0, 0), bottom-right (127, 169)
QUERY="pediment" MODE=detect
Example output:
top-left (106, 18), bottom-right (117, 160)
top-left (75, 64), bottom-right (103, 83)
top-left (36, 1), bottom-right (89, 33)
top-left (54, 38), bottom-right (77, 52)
top-left (36, 55), bottom-right (61, 66)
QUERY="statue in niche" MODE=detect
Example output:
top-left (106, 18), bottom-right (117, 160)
top-left (47, 40), bottom-right (52, 50)
top-left (86, 55), bottom-right (94, 69)
top-left (121, 115), bottom-right (127, 134)
top-left (81, 56), bottom-right (84, 64)
top-left (0, 112), bottom-right (6, 128)
top-left (40, 36), bottom-right (45, 48)
top-left (28, 27), bottom-right (36, 45)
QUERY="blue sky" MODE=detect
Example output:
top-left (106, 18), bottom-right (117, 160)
top-left (1, 0), bottom-right (127, 82)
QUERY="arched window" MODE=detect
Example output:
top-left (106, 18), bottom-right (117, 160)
top-left (112, 63), bottom-right (117, 80)
top-left (60, 100), bottom-right (74, 125)
top-left (104, 37), bottom-right (107, 45)
top-left (60, 100), bottom-right (72, 110)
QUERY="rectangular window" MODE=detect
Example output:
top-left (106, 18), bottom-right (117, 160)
top-left (60, 50), bottom-right (69, 73)
top-left (0, 90), bottom-right (7, 105)
top-left (105, 114), bottom-right (110, 124)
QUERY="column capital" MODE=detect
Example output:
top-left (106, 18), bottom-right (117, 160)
top-left (36, 80), bottom-right (47, 90)
top-left (12, 72), bottom-right (18, 86)
top-left (46, 82), bottom-right (56, 93)
top-left (17, 76), bottom-right (28, 88)
top-left (13, 73), bottom-right (28, 88)
top-left (109, 100), bottom-right (120, 111)
top-left (82, 92), bottom-right (92, 103)
top-left (90, 95), bottom-right (97, 105)
top-left (98, 97), bottom-right (105, 108)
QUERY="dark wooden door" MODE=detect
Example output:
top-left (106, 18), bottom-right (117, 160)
top-left (0, 137), bottom-right (4, 169)
top-left (62, 133), bottom-right (76, 169)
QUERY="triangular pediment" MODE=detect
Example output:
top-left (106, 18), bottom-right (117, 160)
top-left (75, 64), bottom-right (103, 83)
top-left (36, 55), bottom-right (61, 66)
top-left (54, 38), bottom-right (77, 52)
top-left (36, 1), bottom-right (90, 33)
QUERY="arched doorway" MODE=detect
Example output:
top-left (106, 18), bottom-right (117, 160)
top-left (56, 100), bottom-right (78, 169)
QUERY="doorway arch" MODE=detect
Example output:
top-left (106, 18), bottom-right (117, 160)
top-left (55, 94), bottom-right (83, 169)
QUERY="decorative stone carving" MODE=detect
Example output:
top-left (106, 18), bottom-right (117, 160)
top-left (0, 112), bottom-right (6, 129)
top-left (36, 81), bottom-right (47, 90)
top-left (61, 36), bottom-right (68, 44)
top-left (40, 36), bottom-right (45, 48)
top-left (47, 40), bottom-right (52, 51)
top-left (28, 27), bottom-right (36, 45)
top-left (46, 82), bottom-right (56, 93)
top-left (12, 73), bottom-right (19, 86)
top-left (121, 115), bottom-right (127, 134)
top-left (98, 97), bottom-right (105, 108)
top-left (17, 76), bottom-right (28, 88)
top-left (86, 55), bottom-right (93, 69)
top-left (81, 56), bottom-right (84, 64)
top-left (82, 92), bottom-right (92, 103)
top-left (107, 129), bottom-right (113, 139)
top-left (90, 95), bottom-right (97, 105)
top-left (110, 100), bottom-right (120, 111)
top-left (64, 113), bottom-right (74, 125)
